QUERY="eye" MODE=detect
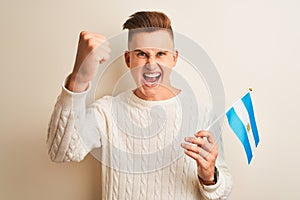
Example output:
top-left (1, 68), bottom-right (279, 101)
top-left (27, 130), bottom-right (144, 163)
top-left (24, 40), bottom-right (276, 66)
top-left (157, 51), bottom-right (166, 57)
top-left (137, 51), bottom-right (147, 58)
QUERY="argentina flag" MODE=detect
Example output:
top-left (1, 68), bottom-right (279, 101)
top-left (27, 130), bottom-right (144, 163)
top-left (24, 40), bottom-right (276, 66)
top-left (226, 91), bottom-right (260, 164)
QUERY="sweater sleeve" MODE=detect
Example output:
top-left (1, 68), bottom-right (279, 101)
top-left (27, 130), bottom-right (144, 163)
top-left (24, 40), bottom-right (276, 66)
top-left (47, 82), bottom-right (102, 162)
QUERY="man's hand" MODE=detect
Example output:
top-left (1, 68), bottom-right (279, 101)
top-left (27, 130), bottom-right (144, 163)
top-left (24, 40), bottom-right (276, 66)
top-left (181, 130), bottom-right (218, 185)
top-left (67, 31), bottom-right (111, 92)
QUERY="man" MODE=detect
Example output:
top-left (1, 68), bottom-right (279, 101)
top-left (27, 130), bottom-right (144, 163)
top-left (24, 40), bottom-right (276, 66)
top-left (47, 11), bottom-right (232, 199)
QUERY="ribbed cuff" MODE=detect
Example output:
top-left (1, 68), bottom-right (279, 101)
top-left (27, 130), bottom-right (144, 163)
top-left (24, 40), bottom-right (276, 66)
top-left (200, 170), bottom-right (232, 200)
top-left (57, 77), bottom-right (91, 109)
top-left (202, 170), bottom-right (223, 192)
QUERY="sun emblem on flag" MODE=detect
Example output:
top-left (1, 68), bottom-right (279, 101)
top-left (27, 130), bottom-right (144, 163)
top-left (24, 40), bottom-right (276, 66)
top-left (247, 123), bottom-right (251, 132)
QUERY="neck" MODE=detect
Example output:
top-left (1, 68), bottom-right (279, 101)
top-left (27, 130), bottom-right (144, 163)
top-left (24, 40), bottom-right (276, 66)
top-left (134, 85), bottom-right (180, 101)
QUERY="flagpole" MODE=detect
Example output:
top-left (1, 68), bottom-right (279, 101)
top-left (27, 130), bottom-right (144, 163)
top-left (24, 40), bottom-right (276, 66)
top-left (205, 112), bottom-right (226, 130)
top-left (205, 88), bottom-right (253, 130)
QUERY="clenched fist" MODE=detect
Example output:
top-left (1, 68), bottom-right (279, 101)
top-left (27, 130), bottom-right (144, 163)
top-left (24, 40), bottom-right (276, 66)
top-left (67, 31), bottom-right (111, 92)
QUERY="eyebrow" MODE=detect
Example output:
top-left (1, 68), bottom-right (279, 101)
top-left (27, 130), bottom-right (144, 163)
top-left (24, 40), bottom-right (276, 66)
top-left (132, 49), bottom-right (170, 53)
top-left (133, 49), bottom-right (144, 53)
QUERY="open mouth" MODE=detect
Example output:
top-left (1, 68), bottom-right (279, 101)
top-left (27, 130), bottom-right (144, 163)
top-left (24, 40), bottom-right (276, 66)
top-left (142, 72), bottom-right (162, 87)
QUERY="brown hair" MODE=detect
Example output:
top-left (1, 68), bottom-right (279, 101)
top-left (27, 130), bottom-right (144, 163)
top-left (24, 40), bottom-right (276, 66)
top-left (123, 11), bottom-right (174, 42)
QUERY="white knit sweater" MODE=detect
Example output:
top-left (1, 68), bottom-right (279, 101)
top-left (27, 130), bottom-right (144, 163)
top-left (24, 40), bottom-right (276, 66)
top-left (47, 84), bottom-right (232, 200)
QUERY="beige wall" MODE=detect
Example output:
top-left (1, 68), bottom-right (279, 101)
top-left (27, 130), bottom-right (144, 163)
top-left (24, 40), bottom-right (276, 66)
top-left (1, 0), bottom-right (299, 199)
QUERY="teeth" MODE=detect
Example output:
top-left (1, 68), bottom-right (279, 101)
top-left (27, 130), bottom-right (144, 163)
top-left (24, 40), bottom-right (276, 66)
top-left (143, 72), bottom-right (161, 78)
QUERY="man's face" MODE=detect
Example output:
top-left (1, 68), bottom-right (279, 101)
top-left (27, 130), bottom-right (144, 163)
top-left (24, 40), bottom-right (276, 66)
top-left (124, 30), bottom-right (178, 98)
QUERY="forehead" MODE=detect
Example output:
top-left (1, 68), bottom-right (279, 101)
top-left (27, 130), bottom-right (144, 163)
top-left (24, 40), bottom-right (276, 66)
top-left (128, 30), bottom-right (174, 51)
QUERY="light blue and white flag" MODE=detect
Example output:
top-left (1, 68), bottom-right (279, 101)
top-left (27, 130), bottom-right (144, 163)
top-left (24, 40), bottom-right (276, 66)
top-left (226, 91), bottom-right (260, 164)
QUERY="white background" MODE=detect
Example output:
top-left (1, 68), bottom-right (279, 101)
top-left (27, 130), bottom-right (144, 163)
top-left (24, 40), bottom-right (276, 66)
top-left (0, 0), bottom-right (299, 199)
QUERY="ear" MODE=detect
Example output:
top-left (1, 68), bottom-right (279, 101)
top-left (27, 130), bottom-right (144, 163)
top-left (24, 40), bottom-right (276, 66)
top-left (171, 50), bottom-right (179, 67)
top-left (124, 51), bottom-right (130, 68)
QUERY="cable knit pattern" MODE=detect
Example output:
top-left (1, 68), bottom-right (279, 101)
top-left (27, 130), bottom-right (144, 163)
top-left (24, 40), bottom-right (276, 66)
top-left (154, 122), bottom-right (164, 200)
top-left (47, 89), bottom-right (89, 162)
top-left (112, 139), bottom-right (120, 199)
top-left (47, 85), bottom-right (233, 199)
top-left (125, 137), bottom-right (133, 200)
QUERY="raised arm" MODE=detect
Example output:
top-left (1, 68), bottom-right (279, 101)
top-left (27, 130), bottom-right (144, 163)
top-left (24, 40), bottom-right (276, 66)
top-left (47, 31), bottom-right (111, 162)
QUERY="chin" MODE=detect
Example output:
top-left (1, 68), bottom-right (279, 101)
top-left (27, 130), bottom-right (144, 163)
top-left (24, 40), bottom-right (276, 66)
top-left (134, 83), bottom-right (161, 100)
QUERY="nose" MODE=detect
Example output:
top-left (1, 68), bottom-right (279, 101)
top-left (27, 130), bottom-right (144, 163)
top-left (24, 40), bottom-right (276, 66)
top-left (145, 63), bottom-right (159, 71)
top-left (144, 53), bottom-right (158, 70)
top-left (147, 53), bottom-right (157, 65)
